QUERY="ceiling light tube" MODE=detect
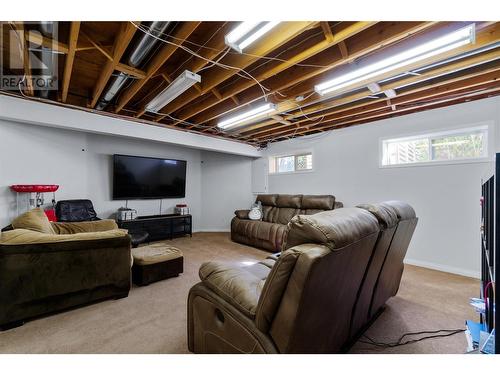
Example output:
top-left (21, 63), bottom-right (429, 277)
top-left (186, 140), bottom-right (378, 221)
top-left (225, 22), bottom-right (280, 53)
top-left (146, 70), bottom-right (201, 113)
top-left (218, 103), bottom-right (276, 129)
top-left (315, 24), bottom-right (475, 96)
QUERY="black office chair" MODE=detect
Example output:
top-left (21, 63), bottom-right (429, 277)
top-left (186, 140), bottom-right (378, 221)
top-left (55, 199), bottom-right (100, 222)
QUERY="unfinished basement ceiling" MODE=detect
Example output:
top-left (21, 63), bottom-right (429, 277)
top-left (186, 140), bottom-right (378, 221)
top-left (1, 21), bottom-right (499, 148)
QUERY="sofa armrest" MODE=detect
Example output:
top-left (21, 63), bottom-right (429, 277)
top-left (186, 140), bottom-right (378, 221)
top-left (51, 219), bottom-right (118, 234)
top-left (199, 261), bottom-right (265, 318)
top-left (234, 210), bottom-right (250, 219)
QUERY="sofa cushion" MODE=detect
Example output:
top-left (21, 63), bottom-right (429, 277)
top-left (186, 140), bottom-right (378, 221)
top-left (276, 194), bottom-right (302, 208)
top-left (233, 219), bottom-right (287, 243)
top-left (256, 194), bottom-right (278, 207)
top-left (0, 228), bottom-right (128, 245)
top-left (276, 207), bottom-right (300, 225)
top-left (199, 261), bottom-right (268, 317)
top-left (11, 208), bottom-right (55, 234)
top-left (382, 201), bottom-right (416, 221)
top-left (51, 219), bottom-right (118, 234)
top-left (301, 195), bottom-right (335, 210)
top-left (357, 203), bottom-right (398, 229)
top-left (283, 207), bottom-right (379, 251)
top-left (132, 243), bottom-right (182, 266)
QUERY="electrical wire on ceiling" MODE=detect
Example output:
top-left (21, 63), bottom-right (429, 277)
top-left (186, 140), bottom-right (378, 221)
top-left (142, 23), bottom-right (339, 70)
top-left (130, 21), bottom-right (271, 100)
top-left (169, 23), bottom-right (226, 77)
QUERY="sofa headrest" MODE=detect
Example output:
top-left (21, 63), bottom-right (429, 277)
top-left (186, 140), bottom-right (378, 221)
top-left (301, 195), bottom-right (335, 210)
top-left (284, 207), bottom-right (379, 251)
top-left (381, 201), bottom-right (416, 221)
top-left (356, 203), bottom-right (398, 229)
top-left (276, 194), bottom-right (302, 208)
top-left (256, 194), bottom-right (278, 206)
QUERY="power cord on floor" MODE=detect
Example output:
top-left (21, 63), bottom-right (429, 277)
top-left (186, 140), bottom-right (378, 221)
top-left (359, 328), bottom-right (466, 348)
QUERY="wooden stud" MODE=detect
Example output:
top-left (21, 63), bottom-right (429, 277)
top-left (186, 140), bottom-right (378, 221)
top-left (320, 22), bottom-right (334, 42)
top-left (61, 22), bottom-right (80, 103)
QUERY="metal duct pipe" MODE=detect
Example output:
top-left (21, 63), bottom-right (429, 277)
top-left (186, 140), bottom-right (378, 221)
top-left (95, 21), bottom-right (171, 110)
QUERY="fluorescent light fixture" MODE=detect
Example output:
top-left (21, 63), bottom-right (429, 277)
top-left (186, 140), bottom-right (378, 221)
top-left (146, 70), bottom-right (201, 113)
top-left (225, 22), bottom-right (280, 53)
top-left (218, 103), bottom-right (276, 129)
top-left (315, 24), bottom-right (475, 96)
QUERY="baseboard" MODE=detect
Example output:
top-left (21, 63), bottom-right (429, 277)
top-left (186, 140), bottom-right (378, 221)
top-left (404, 258), bottom-right (480, 279)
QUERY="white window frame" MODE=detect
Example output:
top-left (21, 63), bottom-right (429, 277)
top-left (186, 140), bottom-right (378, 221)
top-left (379, 122), bottom-right (493, 169)
top-left (269, 150), bottom-right (314, 175)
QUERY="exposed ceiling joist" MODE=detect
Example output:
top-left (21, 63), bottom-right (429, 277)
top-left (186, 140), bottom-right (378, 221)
top-left (173, 21), bottom-right (376, 127)
top-left (90, 22), bottom-right (138, 108)
top-left (114, 21), bottom-right (202, 114)
top-left (61, 21), bottom-right (80, 102)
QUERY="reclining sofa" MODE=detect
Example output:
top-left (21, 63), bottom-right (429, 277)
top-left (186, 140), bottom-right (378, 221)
top-left (188, 201), bottom-right (417, 353)
top-left (0, 208), bottom-right (131, 330)
top-left (231, 194), bottom-right (343, 252)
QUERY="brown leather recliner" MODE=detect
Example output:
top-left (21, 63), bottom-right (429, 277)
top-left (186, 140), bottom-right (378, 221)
top-left (188, 201), bottom-right (417, 353)
top-left (189, 207), bottom-right (381, 353)
top-left (348, 201), bottom-right (417, 342)
top-left (231, 194), bottom-right (343, 252)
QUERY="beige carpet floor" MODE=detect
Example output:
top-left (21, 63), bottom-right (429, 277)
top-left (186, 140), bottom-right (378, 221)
top-left (0, 232), bottom-right (478, 354)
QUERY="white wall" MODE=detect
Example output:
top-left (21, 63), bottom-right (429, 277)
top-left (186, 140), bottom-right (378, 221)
top-left (0, 119), bottom-right (204, 231)
top-left (264, 97), bottom-right (500, 278)
top-left (199, 151), bottom-right (254, 231)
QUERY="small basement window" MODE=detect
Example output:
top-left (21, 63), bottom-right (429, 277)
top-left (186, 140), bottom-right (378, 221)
top-left (381, 125), bottom-right (489, 167)
top-left (269, 152), bottom-right (313, 174)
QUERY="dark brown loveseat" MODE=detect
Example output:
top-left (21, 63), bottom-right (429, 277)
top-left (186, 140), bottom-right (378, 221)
top-left (231, 194), bottom-right (343, 252)
top-left (0, 214), bottom-right (131, 330)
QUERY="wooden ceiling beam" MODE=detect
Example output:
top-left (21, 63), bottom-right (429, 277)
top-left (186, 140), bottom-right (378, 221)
top-left (113, 22), bottom-right (201, 113)
top-left (61, 21), bottom-right (80, 103)
top-left (171, 21), bottom-right (375, 125)
top-left (253, 68), bottom-right (500, 139)
top-left (25, 29), bottom-right (69, 54)
top-left (132, 22), bottom-right (233, 118)
top-left (80, 29), bottom-right (112, 60)
top-left (320, 22), bottom-right (334, 42)
top-left (261, 86), bottom-right (500, 143)
top-left (242, 48), bottom-right (500, 136)
top-left (195, 21), bottom-right (436, 131)
top-left (154, 21), bottom-right (318, 120)
top-left (236, 23), bottom-right (500, 136)
top-left (19, 23), bottom-right (34, 96)
top-left (254, 69), bottom-right (500, 140)
top-left (90, 22), bottom-right (138, 108)
top-left (282, 48), bottom-right (500, 122)
top-left (115, 63), bottom-right (146, 79)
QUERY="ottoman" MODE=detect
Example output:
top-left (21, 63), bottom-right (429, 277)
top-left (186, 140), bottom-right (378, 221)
top-left (131, 243), bottom-right (183, 286)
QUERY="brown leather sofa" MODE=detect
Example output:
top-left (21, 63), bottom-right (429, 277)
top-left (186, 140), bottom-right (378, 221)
top-left (0, 211), bottom-right (131, 330)
top-left (188, 201), bottom-right (417, 353)
top-left (231, 194), bottom-right (343, 252)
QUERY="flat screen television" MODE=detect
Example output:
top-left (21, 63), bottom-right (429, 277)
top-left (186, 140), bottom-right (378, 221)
top-left (113, 154), bottom-right (187, 200)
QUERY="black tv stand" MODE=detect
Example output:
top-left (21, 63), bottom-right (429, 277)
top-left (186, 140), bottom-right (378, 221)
top-left (117, 214), bottom-right (192, 241)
